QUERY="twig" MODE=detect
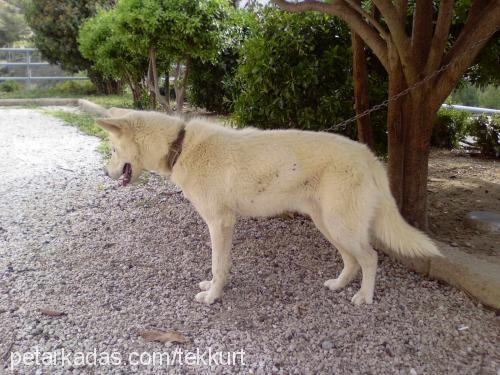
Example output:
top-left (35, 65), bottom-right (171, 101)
top-left (56, 166), bottom-right (75, 172)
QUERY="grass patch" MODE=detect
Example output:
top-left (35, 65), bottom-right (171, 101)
top-left (43, 109), bottom-right (110, 158)
top-left (1, 87), bottom-right (134, 109)
top-left (85, 94), bottom-right (134, 108)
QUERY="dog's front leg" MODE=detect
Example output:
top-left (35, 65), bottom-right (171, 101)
top-left (195, 214), bottom-right (236, 305)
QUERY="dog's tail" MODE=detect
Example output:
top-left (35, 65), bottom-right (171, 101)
top-left (370, 159), bottom-right (441, 258)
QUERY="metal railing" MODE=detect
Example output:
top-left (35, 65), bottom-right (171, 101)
top-left (441, 104), bottom-right (500, 115)
top-left (0, 48), bottom-right (88, 88)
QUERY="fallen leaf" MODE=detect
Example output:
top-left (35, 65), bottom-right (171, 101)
top-left (39, 309), bottom-right (66, 317)
top-left (140, 330), bottom-right (188, 344)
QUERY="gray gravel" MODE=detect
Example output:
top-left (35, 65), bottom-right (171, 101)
top-left (0, 108), bottom-right (499, 374)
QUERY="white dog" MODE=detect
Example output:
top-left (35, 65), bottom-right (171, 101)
top-left (96, 111), bottom-right (440, 305)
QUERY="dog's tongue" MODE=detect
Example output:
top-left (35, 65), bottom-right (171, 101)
top-left (122, 163), bottom-right (132, 186)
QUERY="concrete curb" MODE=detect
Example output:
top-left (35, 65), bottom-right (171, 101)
top-left (393, 244), bottom-right (499, 310)
top-left (0, 98), bottom-right (111, 117)
top-left (1, 98), bottom-right (499, 309)
top-left (0, 98), bottom-right (79, 106)
top-left (429, 242), bottom-right (500, 309)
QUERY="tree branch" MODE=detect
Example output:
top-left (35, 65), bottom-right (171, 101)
top-left (344, 0), bottom-right (388, 39)
top-left (272, 0), bottom-right (389, 70)
top-left (148, 47), bottom-right (170, 112)
top-left (425, 0), bottom-right (454, 75)
top-left (411, 0), bottom-right (433, 70)
top-left (273, 0), bottom-right (337, 14)
top-left (372, 0), bottom-right (417, 83)
top-left (433, 0), bottom-right (500, 109)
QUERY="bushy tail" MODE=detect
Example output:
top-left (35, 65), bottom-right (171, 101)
top-left (370, 159), bottom-right (441, 258)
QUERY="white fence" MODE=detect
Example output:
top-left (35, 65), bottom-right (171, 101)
top-left (0, 48), bottom-right (88, 88)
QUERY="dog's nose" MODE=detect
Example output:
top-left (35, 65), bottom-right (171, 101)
top-left (102, 167), bottom-right (109, 177)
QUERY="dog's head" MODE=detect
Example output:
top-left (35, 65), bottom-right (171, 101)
top-left (96, 114), bottom-right (143, 186)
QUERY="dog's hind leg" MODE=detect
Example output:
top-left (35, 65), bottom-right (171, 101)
top-left (323, 218), bottom-right (377, 305)
top-left (195, 213), bottom-right (236, 305)
top-left (310, 211), bottom-right (360, 292)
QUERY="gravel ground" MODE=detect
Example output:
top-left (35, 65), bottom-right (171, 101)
top-left (0, 108), bottom-right (499, 375)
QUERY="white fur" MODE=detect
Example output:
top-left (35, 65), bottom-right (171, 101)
top-left (96, 111), bottom-right (441, 306)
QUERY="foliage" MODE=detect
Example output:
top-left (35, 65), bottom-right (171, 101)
top-left (25, 0), bottom-right (112, 72)
top-left (467, 115), bottom-right (500, 157)
top-left (79, 6), bottom-right (152, 108)
top-left (451, 84), bottom-right (500, 109)
top-left (113, 0), bottom-right (230, 64)
top-left (79, 0), bottom-right (232, 109)
top-left (48, 80), bottom-right (98, 95)
top-left (449, 3), bottom-right (500, 87)
top-left (232, 8), bottom-right (387, 143)
top-left (24, 0), bottom-right (120, 93)
top-left (0, 80), bottom-right (22, 93)
top-left (188, 9), bottom-right (256, 114)
top-left (431, 108), bottom-right (470, 149)
top-left (0, 0), bottom-right (30, 46)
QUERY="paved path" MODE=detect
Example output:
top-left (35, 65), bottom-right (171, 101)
top-left (0, 109), bottom-right (498, 374)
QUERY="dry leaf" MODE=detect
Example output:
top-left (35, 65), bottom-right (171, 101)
top-left (140, 330), bottom-right (188, 344)
top-left (39, 309), bottom-right (66, 317)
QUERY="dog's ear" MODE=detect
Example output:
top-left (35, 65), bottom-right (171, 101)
top-left (95, 118), bottom-right (127, 135)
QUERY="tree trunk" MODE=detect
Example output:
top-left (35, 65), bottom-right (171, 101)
top-left (387, 84), bottom-right (435, 230)
top-left (386, 49), bottom-right (405, 208)
top-left (351, 0), bottom-right (374, 150)
top-left (175, 58), bottom-right (191, 112)
top-left (147, 48), bottom-right (171, 112)
top-left (131, 82), bottom-right (143, 109)
top-left (88, 69), bottom-right (122, 95)
top-left (352, 30), bottom-right (374, 150)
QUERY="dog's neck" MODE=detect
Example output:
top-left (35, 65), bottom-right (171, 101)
top-left (165, 125), bottom-right (186, 171)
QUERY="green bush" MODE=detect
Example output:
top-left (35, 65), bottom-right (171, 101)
top-left (188, 10), bottom-right (255, 114)
top-left (231, 8), bottom-right (388, 150)
top-left (0, 81), bottom-right (21, 93)
top-left (467, 114), bottom-right (500, 157)
top-left (47, 80), bottom-right (98, 96)
top-left (431, 108), bottom-right (470, 149)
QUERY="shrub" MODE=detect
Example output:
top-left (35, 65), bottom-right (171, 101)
top-left (79, 6), bottom-right (152, 109)
top-left (188, 10), bottom-right (255, 114)
top-left (47, 80), bottom-right (98, 96)
top-left (25, 0), bottom-right (120, 94)
top-left (431, 108), bottom-right (470, 149)
top-left (467, 114), bottom-right (500, 157)
top-left (0, 81), bottom-right (21, 93)
top-left (231, 7), bottom-right (387, 149)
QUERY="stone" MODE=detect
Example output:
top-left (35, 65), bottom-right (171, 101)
top-left (464, 211), bottom-right (500, 233)
top-left (321, 340), bottom-right (334, 350)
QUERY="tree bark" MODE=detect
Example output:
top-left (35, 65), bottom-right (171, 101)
top-left (351, 19), bottom-right (374, 150)
top-left (88, 69), bottom-right (122, 95)
top-left (387, 81), bottom-right (435, 229)
top-left (148, 48), bottom-right (171, 112)
top-left (400, 92), bottom-right (434, 229)
top-left (174, 58), bottom-right (191, 112)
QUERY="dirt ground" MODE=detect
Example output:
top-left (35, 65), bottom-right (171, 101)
top-left (427, 149), bottom-right (500, 264)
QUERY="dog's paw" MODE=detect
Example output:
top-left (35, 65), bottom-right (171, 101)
top-left (198, 280), bottom-right (212, 291)
top-left (323, 278), bottom-right (344, 291)
top-left (351, 290), bottom-right (373, 305)
top-left (195, 290), bottom-right (219, 305)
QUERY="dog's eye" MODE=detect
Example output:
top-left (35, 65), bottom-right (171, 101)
top-left (112, 147), bottom-right (116, 153)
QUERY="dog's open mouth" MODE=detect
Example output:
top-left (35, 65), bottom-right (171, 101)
top-left (122, 163), bottom-right (132, 186)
